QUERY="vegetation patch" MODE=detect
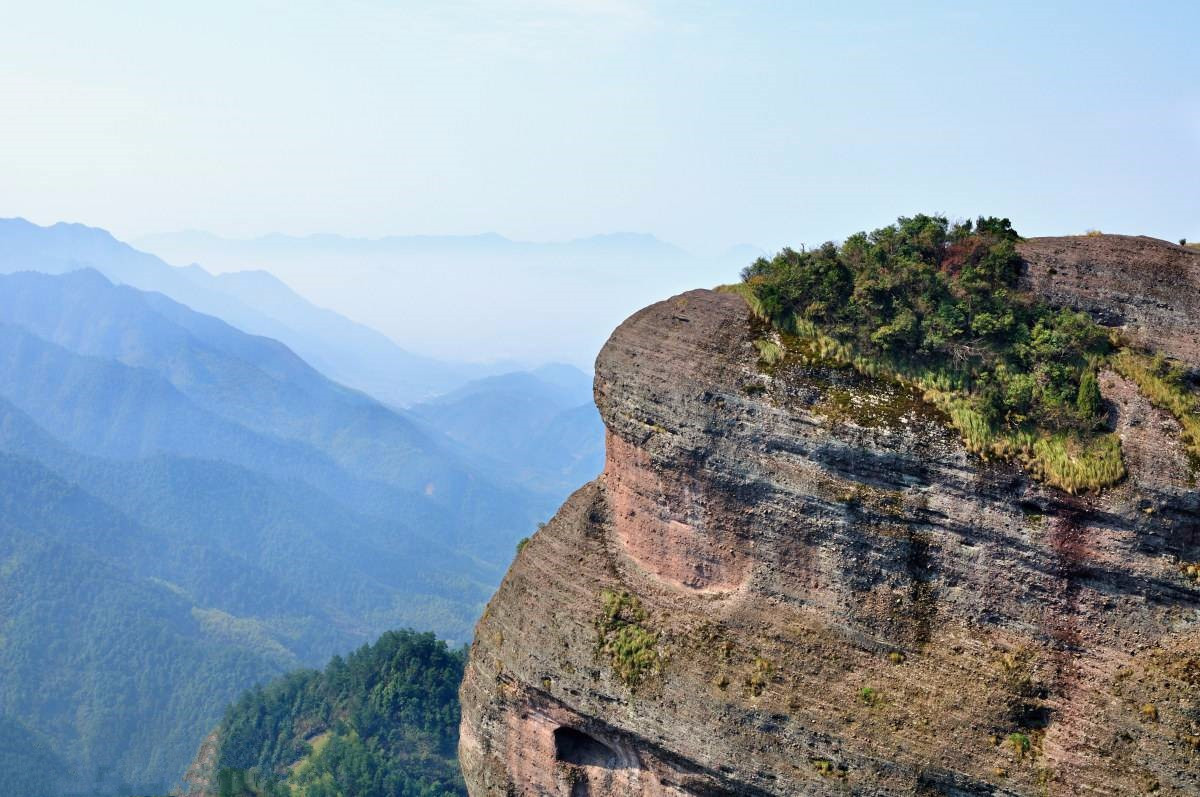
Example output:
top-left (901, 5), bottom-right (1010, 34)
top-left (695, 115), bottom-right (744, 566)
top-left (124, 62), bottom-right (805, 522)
top-left (754, 337), bottom-right (786, 366)
top-left (744, 657), bottom-right (773, 697)
top-left (213, 630), bottom-right (465, 796)
top-left (857, 686), bottom-right (882, 707)
top-left (810, 757), bottom-right (846, 778)
top-left (1006, 731), bottom-right (1032, 758)
top-left (596, 590), bottom-right (661, 688)
top-left (812, 381), bottom-right (936, 432)
top-left (1112, 350), bottom-right (1200, 459)
top-left (732, 214), bottom-right (1200, 492)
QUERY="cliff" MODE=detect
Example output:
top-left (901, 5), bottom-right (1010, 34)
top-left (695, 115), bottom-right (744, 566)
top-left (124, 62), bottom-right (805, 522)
top-left (459, 235), bottom-right (1200, 796)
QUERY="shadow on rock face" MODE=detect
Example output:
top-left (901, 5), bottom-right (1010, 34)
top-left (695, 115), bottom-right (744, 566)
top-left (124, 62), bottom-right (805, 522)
top-left (554, 727), bottom-right (625, 769)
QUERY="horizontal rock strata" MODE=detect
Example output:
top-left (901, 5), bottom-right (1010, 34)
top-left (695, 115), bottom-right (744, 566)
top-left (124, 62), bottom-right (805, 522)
top-left (461, 237), bottom-right (1200, 796)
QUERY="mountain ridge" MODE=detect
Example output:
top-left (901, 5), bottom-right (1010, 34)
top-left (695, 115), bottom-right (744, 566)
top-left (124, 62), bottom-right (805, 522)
top-left (132, 225), bottom-right (764, 367)
top-left (0, 217), bottom-right (500, 405)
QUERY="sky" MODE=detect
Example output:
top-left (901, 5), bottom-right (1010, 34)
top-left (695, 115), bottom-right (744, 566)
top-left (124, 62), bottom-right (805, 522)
top-left (1, 0), bottom-right (1197, 257)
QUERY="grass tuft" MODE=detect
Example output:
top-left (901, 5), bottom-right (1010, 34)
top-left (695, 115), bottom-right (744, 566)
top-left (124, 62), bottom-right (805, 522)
top-left (596, 590), bottom-right (661, 688)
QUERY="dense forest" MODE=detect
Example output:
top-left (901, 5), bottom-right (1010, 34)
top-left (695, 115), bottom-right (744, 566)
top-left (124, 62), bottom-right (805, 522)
top-left (210, 630), bottom-right (466, 797)
top-left (0, 451), bottom-right (299, 796)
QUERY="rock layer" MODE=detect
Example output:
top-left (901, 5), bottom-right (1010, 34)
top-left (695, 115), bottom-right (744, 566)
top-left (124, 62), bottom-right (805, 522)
top-left (1018, 234), bottom-right (1200, 362)
top-left (460, 236), bottom-right (1200, 796)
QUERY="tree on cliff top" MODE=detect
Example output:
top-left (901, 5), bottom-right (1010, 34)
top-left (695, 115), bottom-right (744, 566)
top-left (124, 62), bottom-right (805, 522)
top-left (740, 214), bottom-right (1126, 493)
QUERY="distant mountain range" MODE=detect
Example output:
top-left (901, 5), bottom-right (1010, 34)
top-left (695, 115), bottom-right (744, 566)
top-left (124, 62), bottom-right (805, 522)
top-left (0, 218), bottom-right (514, 406)
top-left (0, 221), bottom-right (605, 795)
top-left (411, 365), bottom-right (603, 494)
top-left (134, 228), bottom-right (763, 367)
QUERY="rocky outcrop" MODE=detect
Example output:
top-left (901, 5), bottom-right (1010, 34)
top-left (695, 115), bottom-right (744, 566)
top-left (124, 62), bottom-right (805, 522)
top-left (179, 730), bottom-right (218, 797)
top-left (460, 236), bottom-right (1200, 796)
top-left (1018, 234), bottom-right (1200, 363)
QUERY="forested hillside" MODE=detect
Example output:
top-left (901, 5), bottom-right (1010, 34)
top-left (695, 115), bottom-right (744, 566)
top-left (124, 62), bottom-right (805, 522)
top-left (0, 267), bottom-right (555, 794)
top-left (196, 630), bottom-right (465, 797)
top-left (0, 715), bottom-right (69, 797)
top-left (0, 452), bottom-right (298, 795)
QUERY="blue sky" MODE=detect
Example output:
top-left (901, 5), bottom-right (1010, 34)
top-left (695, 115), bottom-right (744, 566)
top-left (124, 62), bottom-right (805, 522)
top-left (1, 1), bottom-right (1197, 253)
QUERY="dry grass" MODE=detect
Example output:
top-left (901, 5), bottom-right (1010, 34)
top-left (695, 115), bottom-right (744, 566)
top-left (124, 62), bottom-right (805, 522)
top-left (1112, 350), bottom-right (1200, 457)
top-left (722, 280), bottom-right (1200, 493)
top-left (775, 311), bottom-right (1124, 493)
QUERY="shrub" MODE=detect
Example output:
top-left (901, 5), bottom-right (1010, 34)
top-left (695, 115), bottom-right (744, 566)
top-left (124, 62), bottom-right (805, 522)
top-left (1007, 731), bottom-right (1031, 757)
top-left (745, 657), bottom-right (773, 697)
top-left (596, 591), bottom-right (660, 688)
top-left (754, 338), bottom-right (785, 366)
top-left (739, 214), bottom-right (1128, 492)
top-left (1076, 369), bottom-right (1102, 420)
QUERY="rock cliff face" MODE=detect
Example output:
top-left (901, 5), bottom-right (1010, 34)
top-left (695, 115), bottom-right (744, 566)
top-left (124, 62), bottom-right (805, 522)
top-left (1017, 235), bottom-right (1200, 363)
top-left (459, 235), bottom-right (1200, 796)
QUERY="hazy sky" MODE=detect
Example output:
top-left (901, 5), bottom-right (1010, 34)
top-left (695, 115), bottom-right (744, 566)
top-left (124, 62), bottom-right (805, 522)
top-left (2, 1), bottom-right (1197, 254)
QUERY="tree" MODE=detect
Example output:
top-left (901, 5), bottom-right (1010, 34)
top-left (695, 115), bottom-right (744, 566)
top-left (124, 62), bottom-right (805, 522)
top-left (1076, 369), bottom-right (1102, 420)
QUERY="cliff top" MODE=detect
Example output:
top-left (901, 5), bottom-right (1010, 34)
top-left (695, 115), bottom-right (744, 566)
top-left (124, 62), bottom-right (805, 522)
top-left (731, 217), bottom-right (1199, 492)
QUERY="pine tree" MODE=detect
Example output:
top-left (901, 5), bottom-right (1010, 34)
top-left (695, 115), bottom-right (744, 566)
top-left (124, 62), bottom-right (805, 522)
top-left (1076, 369), bottom-right (1102, 419)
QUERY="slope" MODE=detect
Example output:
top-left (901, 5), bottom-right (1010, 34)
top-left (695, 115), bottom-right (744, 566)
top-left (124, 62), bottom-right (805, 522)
top-left (410, 365), bottom-right (604, 494)
top-left (0, 395), bottom-right (492, 646)
top-left (0, 218), bottom-right (487, 405)
top-left (0, 269), bottom-right (542, 556)
top-left (0, 452), bottom-right (295, 796)
top-left (185, 630), bottom-right (466, 797)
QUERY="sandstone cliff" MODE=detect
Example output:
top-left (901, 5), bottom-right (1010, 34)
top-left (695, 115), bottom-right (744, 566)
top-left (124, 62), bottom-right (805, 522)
top-left (460, 235), bottom-right (1200, 796)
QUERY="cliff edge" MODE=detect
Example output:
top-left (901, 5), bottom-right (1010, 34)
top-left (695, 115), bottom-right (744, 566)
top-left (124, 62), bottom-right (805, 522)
top-left (460, 235), bottom-right (1200, 796)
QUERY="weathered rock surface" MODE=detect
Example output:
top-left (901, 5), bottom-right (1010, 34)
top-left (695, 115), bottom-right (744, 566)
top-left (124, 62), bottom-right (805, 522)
top-left (1019, 234), bottom-right (1200, 363)
top-left (460, 236), bottom-right (1200, 796)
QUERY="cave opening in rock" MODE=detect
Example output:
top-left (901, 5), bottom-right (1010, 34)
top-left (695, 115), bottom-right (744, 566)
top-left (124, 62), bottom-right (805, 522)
top-left (554, 727), bottom-right (618, 768)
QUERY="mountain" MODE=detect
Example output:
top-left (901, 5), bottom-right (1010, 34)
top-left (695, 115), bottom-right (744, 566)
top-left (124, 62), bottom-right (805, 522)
top-left (133, 229), bottom-right (763, 368)
top-left (0, 218), bottom-right (501, 405)
top-left (0, 269), bottom-right (543, 551)
top-left (410, 364), bottom-right (604, 494)
top-left (201, 268), bottom-right (519, 407)
top-left (0, 269), bottom-right (550, 794)
top-left (0, 391), bottom-right (490, 644)
top-left (0, 452), bottom-right (296, 796)
top-left (182, 630), bottom-right (465, 797)
top-left (460, 234), bottom-right (1200, 794)
top-left (0, 715), bottom-right (69, 797)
